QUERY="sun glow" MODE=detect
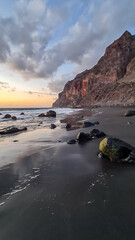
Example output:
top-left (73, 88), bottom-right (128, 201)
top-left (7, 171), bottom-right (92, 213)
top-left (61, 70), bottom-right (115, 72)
top-left (0, 90), bottom-right (56, 107)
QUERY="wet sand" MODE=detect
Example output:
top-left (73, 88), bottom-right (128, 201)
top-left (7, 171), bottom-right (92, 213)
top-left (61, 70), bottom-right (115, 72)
top-left (0, 107), bottom-right (135, 240)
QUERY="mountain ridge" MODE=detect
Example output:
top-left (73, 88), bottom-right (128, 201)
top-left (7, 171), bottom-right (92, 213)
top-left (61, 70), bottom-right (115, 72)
top-left (53, 31), bottom-right (135, 107)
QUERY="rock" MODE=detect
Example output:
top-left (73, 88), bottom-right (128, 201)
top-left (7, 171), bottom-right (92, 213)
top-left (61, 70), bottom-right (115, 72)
top-left (53, 31), bottom-right (135, 108)
top-left (124, 110), bottom-right (135, 117)
top-left (38, 113), bottom-right (46, 117)
top-left (3, 114), bottom-right (11, 119)
top-left (82, 121), bottom-right (94, 128)
top-left (50, 124), bottom-right (56, 129)
top-left (67, 139), bottom-right (76, 144)
top-left (20, 112), bottom-right (25, 115)
top-left (94, 121), bottom-right (99, 125)
top-left (99, 137), bottom-right (135, 162)
top-left (97, 151), bottom-right (105, 159)
top-left (66, 124), bottom-right (71, 129)
top-left (46, 110), bottom-right (56, 117)
top-left (127, 121), bottom-right (133, 125)
top-left (12, 116), bottom-right (17, 120)
top-left (0, 126), bottom-right (27, 135)
top-left (90, 129), bottom-right (106, 138)
top-left (76, 132), bottom-right (91, 143)
top-left (0, 113), bottom-right (2, 115)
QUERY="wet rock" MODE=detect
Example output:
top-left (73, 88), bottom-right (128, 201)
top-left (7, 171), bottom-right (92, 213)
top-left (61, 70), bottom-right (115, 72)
top-left (3, 114), bottom-right (11, 119)
top-left (0, 126), bottom-right (27, 135)
top-left (90, 129), bottom-right (105, 138)
top-left (99, 137), bottom-right (134, 162)
top-left (46, 110), bottom-right (56, 117)
top-left (20, 112), bottom-right (25, 115)
top-left (38, 113), bottom-right (46, 117)
top-left (12, 116), bottom-right (17, 120)
top-left (13, 140), bottom-right (18, 142)
top-left (76, 132), bottom-right (91, 143)
top-left (94, 121), bottom-right (99, 125)
top-left (124, 110), bottom-right (135, 117)
top-left (67, 139), bottom-right (76, 144)
top-left (97, 151), bottom-right (105, 159)
top-left (66, 123), bottom-right (71, 129)
top-left (0, 113), bottom-right (2, 115)
top-left (82, 121), bottom-right (94, 128)
top-left (50, 124), bottom-right (56, 129)
top-left (127, 121), bottom-right (133, 125)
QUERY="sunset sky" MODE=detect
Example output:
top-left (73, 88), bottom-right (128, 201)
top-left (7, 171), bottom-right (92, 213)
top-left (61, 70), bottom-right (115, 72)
top-left (0, 0), bottom-right (135, 107)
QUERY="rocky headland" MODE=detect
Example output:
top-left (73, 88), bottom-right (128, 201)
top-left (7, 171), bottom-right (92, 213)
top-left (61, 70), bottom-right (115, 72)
top-left (53, 31), bottom-right (135, 108)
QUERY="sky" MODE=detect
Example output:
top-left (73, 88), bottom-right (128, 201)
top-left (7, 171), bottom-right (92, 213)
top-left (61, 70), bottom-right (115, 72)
top-left (0, 0), bottom-right (135, 107)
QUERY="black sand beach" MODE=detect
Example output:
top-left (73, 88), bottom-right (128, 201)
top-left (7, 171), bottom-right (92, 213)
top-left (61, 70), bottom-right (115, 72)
top-left (0, 107), bottom-right (135, 240)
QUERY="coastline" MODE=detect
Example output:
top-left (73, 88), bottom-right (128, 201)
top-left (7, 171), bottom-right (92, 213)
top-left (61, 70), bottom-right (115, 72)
top-left (0, 107), bottom-right (135, 240)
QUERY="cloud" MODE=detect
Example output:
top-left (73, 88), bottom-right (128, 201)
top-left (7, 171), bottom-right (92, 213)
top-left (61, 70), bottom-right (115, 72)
top-left (0, 81), bottom-right (16, 92)
top-left (0, 0), bottom-right (70, 79)
top-left (25, 90), bottom-right (56, 95)
top-left (0, 81), bottom-right (9, 89)
top-left (48, 73), bottom-right (74, 94)
top-left (0, 0), bottom-right (135, 93)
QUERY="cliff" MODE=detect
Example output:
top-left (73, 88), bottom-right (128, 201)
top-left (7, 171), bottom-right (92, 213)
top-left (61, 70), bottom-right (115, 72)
top-left (53, 31), bottom-right (135, 108)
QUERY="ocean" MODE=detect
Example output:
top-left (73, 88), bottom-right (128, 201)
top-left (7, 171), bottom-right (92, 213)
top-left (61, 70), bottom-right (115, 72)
top-left (0, 107), bottom-right (81, 133)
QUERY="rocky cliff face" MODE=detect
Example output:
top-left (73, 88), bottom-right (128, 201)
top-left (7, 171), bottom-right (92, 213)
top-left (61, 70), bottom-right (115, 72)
top-left (53, 31), bottom-right (135, 108)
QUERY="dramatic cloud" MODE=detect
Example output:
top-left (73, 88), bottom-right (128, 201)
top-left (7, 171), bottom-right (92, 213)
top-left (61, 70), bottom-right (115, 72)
top-left (0, 0), bottom-right (135, 92)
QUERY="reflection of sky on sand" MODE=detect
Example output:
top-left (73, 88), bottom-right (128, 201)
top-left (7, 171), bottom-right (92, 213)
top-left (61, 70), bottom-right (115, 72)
top-left (0, 127), bottom-right (66, 167)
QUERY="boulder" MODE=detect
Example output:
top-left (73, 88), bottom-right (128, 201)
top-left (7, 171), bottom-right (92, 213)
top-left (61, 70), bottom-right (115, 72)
top-left (0, 113), bottom-right (2, 115)
top-left (50, 124), bottom-right (56, 129)
top-left (82, 121), bottom-right (94, 128)
top-left (46, 110), bottom-right (56, 117)
top-left (20, 112), bottom-right (25, 115)
top-left (67, 139), bottom-right (76, 144)
top-left (76, 132), bottom-right (91, 143)
top-left (66, 123), bottom-right (71, 129)
top-left (3, 114), bottom-right (11, 119)
top-left (0, 126), bottom-right (27, 135)
top-left (38, 113), bottom-right (46, 117)
top-left (90, 129), bottom-right (105, 138)
top-left (12, 116), bottom-right (17, 120)
top-left (99, 137), bottom-right (135, 162)
top-left (124, 110), bottom-right (135, 117)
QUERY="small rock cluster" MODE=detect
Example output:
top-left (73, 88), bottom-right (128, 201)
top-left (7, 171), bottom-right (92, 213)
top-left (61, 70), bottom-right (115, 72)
top-left (38, 110), bottom-right (56, 118)
top-left (67, 129), bottom-right (105, 144)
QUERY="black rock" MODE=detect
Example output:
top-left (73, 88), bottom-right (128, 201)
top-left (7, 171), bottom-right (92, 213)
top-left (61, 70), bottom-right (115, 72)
top-left (124, 110), bottom-right (135, 117)
top-left (90, 129), bottom-right (106, 138)
top-left (94, 121), bottom-right (99, 125)
top-left (3, 114), bottom-right (11, 119)
top-left (38, 113), bottom-right (46, 117)
top-left (76, 132), bottom-right (91, 142)
top-left (12, 116), bottom-right (17, 120)
top-left (46, 110), bottom-right (56, 117)
top-left (50, 124), bottom-right (56, 129)
top-left (82, 121), bottom-right (94, 128)
top-left (66, 124), bottom-right (71, 129)
top-left (0, 127), bottom-right (27, 135)
top-left (67, 139), bottom-right (76, 144)
top-left (20, 112), bottom-right (25, 115)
